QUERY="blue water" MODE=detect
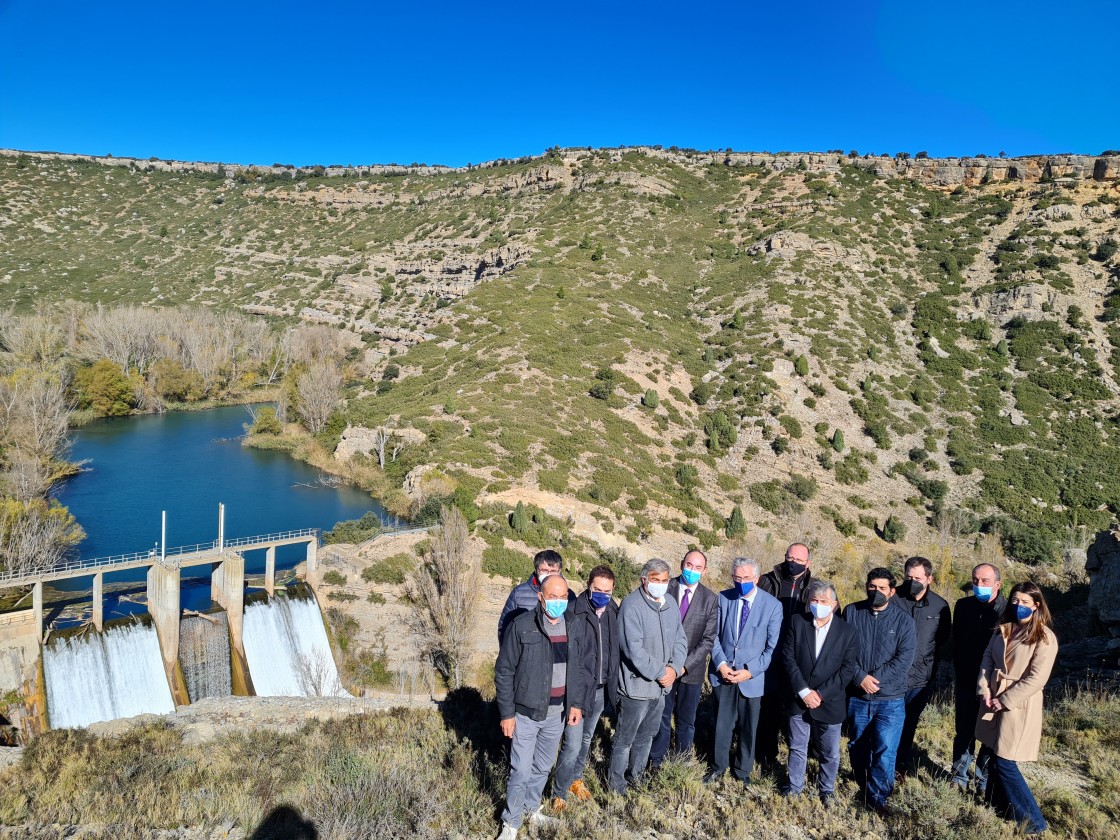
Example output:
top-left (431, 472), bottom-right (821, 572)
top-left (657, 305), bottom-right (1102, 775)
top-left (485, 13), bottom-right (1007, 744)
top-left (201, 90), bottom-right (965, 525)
top-left (47, 405), bottom-right (394, 622)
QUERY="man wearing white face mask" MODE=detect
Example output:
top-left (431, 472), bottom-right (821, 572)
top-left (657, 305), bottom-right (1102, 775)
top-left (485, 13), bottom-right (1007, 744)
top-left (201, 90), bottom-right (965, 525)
top-left (780, 580), bottom-right (859, 804)
top-left (608, 558), bottom-right (687, 794)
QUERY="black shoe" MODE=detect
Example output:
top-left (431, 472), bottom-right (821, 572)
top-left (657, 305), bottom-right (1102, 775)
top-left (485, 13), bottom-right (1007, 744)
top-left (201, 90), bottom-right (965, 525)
top-left (780, 786), bottom-right (800, 799)
top-left (819, 791), bottom-right (834, 806)
top-left (702, 770), bottom-right (725, 785)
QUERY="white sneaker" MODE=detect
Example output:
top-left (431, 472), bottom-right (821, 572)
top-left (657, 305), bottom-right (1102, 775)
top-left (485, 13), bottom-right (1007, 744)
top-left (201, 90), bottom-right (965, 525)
top-left (529, 806), bottom-right (559, 827)
top-left (496, 823), bottom-right (518, 840)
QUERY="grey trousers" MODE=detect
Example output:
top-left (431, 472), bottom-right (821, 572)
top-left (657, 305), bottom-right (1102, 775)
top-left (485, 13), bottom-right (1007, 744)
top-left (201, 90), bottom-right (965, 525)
top-left (552, 686), bottom-right (606, 799)
top-left (608, 694), bottom-right (665, 793)
top-left (787, 711), bottom-right (842, 796)
top-left (501, 711), bottom-right (565, 828)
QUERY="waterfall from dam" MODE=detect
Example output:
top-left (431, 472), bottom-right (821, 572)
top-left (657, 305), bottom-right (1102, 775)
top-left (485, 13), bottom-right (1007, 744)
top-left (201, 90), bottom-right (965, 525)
top-left (242, 591), bottom-right (347, 697)
top-left (179, 613), bottom-right (232, 702)
top-left (43, 620), bottom-right (175, 729)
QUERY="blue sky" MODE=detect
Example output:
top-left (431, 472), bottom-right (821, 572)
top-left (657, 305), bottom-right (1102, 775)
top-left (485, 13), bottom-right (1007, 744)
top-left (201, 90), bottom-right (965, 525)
top-left (1, 0), bottom-right (1116, 167)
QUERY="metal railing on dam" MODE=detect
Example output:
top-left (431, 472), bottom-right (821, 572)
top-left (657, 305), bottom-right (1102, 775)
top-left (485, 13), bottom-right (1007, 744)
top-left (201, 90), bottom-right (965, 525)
top-left (0, 527), bottom-right (321, 589)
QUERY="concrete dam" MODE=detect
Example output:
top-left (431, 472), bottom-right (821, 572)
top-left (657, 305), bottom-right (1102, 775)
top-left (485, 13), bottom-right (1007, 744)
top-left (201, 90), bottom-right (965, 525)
top-left (0, 527), bottom-right (348, 733)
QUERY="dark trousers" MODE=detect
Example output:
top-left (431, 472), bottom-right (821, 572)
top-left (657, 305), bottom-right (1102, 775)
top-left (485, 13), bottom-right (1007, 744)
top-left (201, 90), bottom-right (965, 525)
top-left (952, 678), bottom-right (990, 787)
top-left (756, 688), bottom-right (786, 768)
top-left (712, 683), bottom-right (762, 781)
top-left (649, 680), bottom-right (703, 766)
top-left (982, 747), bottom-right (1048, 834)
top-left (898, 683), bottom-right (932, 769)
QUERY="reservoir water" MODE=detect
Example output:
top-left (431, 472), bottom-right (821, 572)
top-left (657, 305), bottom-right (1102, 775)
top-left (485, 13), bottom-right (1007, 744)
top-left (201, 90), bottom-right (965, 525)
top-left (48, 404), bottom-right (392, 623)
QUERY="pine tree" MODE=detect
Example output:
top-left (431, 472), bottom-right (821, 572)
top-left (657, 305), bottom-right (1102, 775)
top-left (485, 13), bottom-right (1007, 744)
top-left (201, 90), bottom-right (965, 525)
top-left (725, 506), bottom-right (746, 539)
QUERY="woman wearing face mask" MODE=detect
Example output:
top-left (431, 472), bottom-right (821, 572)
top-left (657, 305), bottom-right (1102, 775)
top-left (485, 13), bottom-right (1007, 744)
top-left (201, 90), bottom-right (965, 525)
top-left (975, 581), bottom-right (1057, 836)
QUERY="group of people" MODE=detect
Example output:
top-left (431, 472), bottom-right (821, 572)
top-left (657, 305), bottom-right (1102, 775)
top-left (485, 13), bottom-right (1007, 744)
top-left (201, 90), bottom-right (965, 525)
top-left (493, 546), bottom-right (1057, 839)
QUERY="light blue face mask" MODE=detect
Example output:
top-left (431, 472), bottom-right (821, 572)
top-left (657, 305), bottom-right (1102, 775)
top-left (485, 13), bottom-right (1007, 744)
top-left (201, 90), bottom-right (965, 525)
top-left (544, 599), bottom-right (567, 619)
top-left (680, 568), bottom-right (701, 587)
top-left (973, 585), bottom-right (993, 602)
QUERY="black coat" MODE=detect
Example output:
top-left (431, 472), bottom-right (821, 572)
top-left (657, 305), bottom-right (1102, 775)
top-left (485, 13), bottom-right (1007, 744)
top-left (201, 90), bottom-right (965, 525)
top-left (897, 589), bottom-right (951, 689)
top-left (666, 577), bottom-right (718, 685)
top-left (758, 564), bottom-right (815, 624)
top-left (495, 603), bottom-right (595, 722)
top-left (781, 612), bottom-right (860, 724)
top-left (952, 592), bottom-right (1008, 681)
top-left (567, 590), bottom-right (621, 711)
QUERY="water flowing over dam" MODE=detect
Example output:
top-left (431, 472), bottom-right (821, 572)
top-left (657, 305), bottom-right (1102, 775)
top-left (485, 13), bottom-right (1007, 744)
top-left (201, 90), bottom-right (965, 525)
top-left (179, 613), bottom-right (233, 702)
top-left (43, 620), bottom-right (175, 729)
top-left (243, 591), bottom-right (347, 697)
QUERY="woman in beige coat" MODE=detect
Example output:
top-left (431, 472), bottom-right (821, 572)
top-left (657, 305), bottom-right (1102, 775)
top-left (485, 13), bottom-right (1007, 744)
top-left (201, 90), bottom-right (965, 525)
top-left (975, 581), bottom-right (1057, 836)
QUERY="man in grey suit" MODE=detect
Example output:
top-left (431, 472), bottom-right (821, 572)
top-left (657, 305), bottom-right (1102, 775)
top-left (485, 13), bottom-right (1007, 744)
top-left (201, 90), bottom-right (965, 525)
top-left (706, 557), bottom-right (783, 786)
top-left (649, 549), bottom-right (718, 770)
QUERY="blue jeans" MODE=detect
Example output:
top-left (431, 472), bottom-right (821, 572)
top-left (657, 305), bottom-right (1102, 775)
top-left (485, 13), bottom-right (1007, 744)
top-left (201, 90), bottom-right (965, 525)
top-left (898, 683), bottom-right (931, 769)
top-left (608, 694), bottom-right (665, 793)
top-left (551, 686), bottom-right (606, 799)
top-left (847, 696), bottom-right (906, 808)
top-left (983, 749), bottom-right (1048, 834)
top-left (649, 680), bottom-right (702, 766)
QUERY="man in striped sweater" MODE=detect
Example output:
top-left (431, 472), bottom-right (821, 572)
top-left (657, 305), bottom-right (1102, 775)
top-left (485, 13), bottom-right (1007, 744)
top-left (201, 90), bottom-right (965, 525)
top-left (495, 574), bottom-right (593, 839)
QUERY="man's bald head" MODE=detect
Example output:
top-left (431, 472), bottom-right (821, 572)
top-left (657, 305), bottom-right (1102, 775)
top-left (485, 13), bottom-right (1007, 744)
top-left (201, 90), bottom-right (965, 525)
top-left (539, 574), bottom-right (569, 600)
top-left (786, 543), bottom-right (810, 564)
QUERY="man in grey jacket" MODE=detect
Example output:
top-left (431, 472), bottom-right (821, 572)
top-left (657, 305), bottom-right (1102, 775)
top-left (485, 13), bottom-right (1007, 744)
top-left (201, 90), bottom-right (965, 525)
top-left (607, 558), bottom-right (688, 794)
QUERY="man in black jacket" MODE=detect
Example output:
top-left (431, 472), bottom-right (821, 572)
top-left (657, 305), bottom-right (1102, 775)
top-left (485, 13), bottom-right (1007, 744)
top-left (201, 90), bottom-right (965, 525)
top-left (781, 579), bottom-right (859, 803)
top-left (649, 549), bottom-right (718, 770)
top-left (844, 568), bottom-right (916, 812)
top-left (895, 556), bottom-right (951, 772)
top-left (756, 542), bottom-right (814, 769)
top-left (550, 565), bottom-right (619, 810)
top-left (949, 562), bottom-right (1006, 791)
top-left (495, 575), bottom-right (592, 839)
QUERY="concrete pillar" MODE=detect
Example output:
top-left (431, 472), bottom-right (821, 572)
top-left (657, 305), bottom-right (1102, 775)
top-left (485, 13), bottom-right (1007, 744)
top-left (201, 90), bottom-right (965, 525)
top-left (211, 553), bottom-right (245, 658)
top-left (146, 564), bottom-right (181, 679)
top-left (92, 573), bottom-right (104, 632)
top-left (265, 546), bottom-right (276, 597)
top-left (304, 538), bottom-right (319, 587)
top-left (32, 582), bottom-right (43, 642)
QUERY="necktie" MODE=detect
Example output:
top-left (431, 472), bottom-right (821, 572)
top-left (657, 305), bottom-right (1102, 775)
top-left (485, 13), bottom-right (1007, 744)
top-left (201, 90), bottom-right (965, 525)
top-left (737, 598), bottom-right (751, 637)
top-left (680, 588), bottom-right (691, 619)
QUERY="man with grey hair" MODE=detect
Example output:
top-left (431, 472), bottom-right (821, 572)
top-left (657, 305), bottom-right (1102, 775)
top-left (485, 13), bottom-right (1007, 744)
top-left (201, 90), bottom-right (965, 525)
top-left (706, 557), bottom-right (782, 785)
top-left (608, 558), bottom-right (687, 794)
top-left (950, 562), bottom-right (1006, 790)
top-left (780, 579), bottom-right (859, 803)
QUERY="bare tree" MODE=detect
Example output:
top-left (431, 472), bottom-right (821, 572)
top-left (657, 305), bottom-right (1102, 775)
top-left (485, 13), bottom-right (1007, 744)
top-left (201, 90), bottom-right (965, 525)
top-left (407, 506), bottom-right (474, 689)
top-left (296, 361), bottom-right (343, 434)
top-left (293, 650), bottom-right (345, 697)
top-left (371, 427), bottom-right (390, 469)
top-left (0, 499), bottom-right (85, 576)
top-left (291, 324), bottom-right (347, 365)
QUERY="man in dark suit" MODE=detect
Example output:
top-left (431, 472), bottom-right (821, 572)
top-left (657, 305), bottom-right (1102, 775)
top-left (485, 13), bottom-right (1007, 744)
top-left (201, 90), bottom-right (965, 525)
top-left (705, 557), bottom-right (783, 786)
top-left (649, 549), bottom-right (718, 770)
top-left (781, 579), bottom-right (859, 804)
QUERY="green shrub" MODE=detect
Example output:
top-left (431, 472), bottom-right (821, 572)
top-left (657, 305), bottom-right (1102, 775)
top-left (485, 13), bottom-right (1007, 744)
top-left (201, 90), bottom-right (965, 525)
top-left (690, 382), bottom-right (713, 405)
top-left (725, 505), bottom-right (746, 539)
top-left (249, 406), bottom-right (283, 435)
top-left (641, 389), bottom-right (660, 408)
top-left (831, 429), bottom-right (845, 452)
top-left (794, 354), bottom-right (809, 376)
top-left (361, 553), bottom-right (414, 585)
top-left (324, 512), bottom-right (384, 544)
top-left (322, 570), bottom-right (348, 586)
top-left (778, 415), bottom-right (803, 439)
top-left (482, 542), bottom-right (532, 582)
top-left (882, 515), bottom-right (906, 543)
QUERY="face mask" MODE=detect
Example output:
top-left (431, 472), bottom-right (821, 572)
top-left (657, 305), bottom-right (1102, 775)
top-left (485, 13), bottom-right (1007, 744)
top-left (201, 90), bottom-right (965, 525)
top-left (785, 560), bottom-right (807, 578)
top-left (535, 572), bottom-right (551, 587)
top-left (646, 581), bottom-right (669, 600)
top-left (589, 590), bottom-right (612, 609)
top-left (810, 602), bottom-right (833, 620)
top-left (900, 579), bottom-right (925, 599)
top-left (973, 585), bottom-right (993, 602)
top-left (680, 568), bottom-right (702, 587)
top-left (735, 581), bottom-right (755, 598)
top-left (867, 590), bottom-right (888, 609)
top-left (1014, 604), bottom-right (1034, 622)
top-left (543, 599), bottom-right (567, 620)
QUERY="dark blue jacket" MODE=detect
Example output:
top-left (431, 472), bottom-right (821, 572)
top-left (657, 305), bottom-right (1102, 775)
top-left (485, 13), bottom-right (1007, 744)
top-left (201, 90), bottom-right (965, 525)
top-left (842, 599), bottom-right (916, 701)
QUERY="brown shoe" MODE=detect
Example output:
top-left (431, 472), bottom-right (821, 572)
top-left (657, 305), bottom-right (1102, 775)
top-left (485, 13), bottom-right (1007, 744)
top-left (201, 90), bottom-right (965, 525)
top-left (569, 779), bottom-right (593, 801)
top-left (550, 797), bottom-right (566, 813)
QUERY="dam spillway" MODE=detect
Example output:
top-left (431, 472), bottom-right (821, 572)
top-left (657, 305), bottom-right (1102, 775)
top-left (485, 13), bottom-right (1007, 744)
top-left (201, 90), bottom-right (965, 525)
top-left (42, 619), bottom-right (176, 729)
top-left (242, 591), bottom-right (347, 698)
top-left (179, 612), bottom-right (233, 702)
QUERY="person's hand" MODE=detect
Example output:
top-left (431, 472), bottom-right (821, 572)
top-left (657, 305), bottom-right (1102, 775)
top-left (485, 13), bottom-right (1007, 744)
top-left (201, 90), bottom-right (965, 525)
top-left (724, 668), bottom-right (748, 684)
top-left (567, 707), bottom-right (583, 726)
top-left (803, 690), bottom-right (822, 709)
top-left (860, 675), bottom-right (880, 694)
top-left (989, 697), bottom-right (1004, 712)
top-left (658, 666), bottom-right (677, 687)
top-left (500, 717), bottom-right (516, 738)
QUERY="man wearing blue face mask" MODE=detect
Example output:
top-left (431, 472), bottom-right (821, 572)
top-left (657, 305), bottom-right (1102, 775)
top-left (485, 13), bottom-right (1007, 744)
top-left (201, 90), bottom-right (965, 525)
top-left (649, 549), bottom-right (718, 771)
top-left (608, 558), bottom-right (687, 794)
top-left (706, 557), bottom-right (783, 786)
top-left (950, 562), bottom-right (1006, 792)
top-left (495, 575), bottom-right (592, 839)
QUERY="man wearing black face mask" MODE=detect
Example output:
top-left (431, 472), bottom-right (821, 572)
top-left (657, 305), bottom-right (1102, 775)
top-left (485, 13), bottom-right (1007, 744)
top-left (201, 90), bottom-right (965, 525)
top-left (894, 556), bottom-right (950, 774)
top-left (843, 567), bottom-right (916, 813)
top-left (756, 543), bottom-right (814, 770)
